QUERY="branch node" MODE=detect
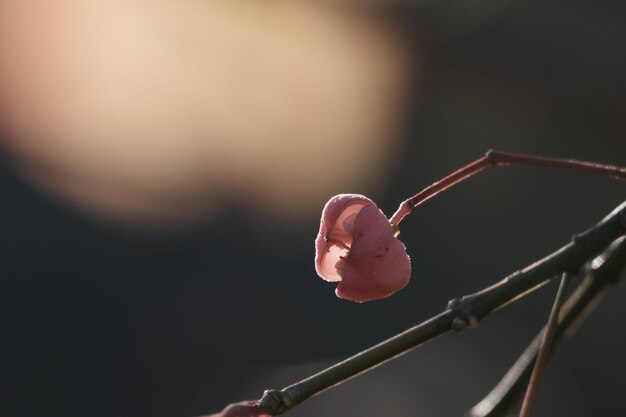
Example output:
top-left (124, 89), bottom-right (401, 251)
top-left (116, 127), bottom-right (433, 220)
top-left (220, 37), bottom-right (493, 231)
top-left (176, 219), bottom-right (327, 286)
top-left (258, 389), bottom-right (294, 415)
top-left (448, 296), bottom-right (481, 332)
top-left (452, 314), bottom-right (480, 332)
top-left (447, 297), bottom-right (463, 310)
top-left (238, 201), bottom-right (626, 417)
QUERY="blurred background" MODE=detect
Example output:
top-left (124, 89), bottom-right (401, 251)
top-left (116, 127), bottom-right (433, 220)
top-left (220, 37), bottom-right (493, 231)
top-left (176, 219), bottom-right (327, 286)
top-left (0, 1), bottom-right (625, 416)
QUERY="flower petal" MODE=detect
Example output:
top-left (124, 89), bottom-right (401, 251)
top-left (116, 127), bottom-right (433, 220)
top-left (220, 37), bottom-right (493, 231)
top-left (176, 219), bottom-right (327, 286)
top-left (335, 205), bottom-right (411, 302)
top-left (315, 194), bottom-right (375, 280)
top-left (315, 194), bottom-right (411, 302)
top-left (317, 241), bottom-right (348, 282)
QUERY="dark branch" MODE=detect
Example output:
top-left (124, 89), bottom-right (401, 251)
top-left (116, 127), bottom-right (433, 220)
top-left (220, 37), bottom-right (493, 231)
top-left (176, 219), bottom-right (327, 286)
top-left (467, 236), bottom-right (626, 417)
top-left (253, 200), bottom-right (626, 416)
top-left (519, 271), bottom-right (571, 417)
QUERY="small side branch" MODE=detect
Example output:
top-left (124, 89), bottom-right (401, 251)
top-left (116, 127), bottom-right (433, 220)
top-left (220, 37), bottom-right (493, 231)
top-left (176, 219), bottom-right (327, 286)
top-left (518, 271), bottom-right (571, 417)
top-left (467, 236), bottom-right (626, 417)
top-left (252, 200), bottom-right (626, 416)
top-left (390, 150), bottom-right (626, 225)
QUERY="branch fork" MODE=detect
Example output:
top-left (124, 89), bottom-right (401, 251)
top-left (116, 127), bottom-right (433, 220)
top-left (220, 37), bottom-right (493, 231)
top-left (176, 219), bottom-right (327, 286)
top-left (232, 200), bottom-right (626, 417)
top-left (214, 149), bottom-right (626, 417)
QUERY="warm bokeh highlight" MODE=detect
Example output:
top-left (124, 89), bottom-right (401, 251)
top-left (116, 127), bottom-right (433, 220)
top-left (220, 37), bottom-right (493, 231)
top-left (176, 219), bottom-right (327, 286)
top-left (0, 0), bottom-right (413, 225)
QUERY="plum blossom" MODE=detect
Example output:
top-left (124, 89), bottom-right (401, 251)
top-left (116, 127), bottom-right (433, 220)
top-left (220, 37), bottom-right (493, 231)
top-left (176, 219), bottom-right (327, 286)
top-left (315, 194), bottom-right (411, 302)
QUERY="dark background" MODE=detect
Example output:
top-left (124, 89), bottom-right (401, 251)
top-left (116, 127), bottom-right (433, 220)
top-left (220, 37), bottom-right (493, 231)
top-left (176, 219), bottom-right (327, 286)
top-left (1, 1), bottom-right (625, 416)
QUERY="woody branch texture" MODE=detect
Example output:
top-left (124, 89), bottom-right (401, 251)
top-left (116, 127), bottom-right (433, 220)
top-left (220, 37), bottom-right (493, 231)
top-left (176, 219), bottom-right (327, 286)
top-left (212, 199), bottom-right (626, 417)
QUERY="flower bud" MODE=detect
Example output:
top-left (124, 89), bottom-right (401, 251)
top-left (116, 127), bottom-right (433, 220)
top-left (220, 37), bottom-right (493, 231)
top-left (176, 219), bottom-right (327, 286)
top-left (315, 194), bottom-right (411, 302)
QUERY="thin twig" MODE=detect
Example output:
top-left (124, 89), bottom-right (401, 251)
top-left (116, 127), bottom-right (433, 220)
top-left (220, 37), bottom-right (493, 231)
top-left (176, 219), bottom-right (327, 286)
top-left (390, 150), bottom-right (626, 225)
top-left (467, 236), bottom-right (626, 417)
top-left (518, 271), bottom-right (571, 417)
top-left (252, 200), bottom-right (626, 416)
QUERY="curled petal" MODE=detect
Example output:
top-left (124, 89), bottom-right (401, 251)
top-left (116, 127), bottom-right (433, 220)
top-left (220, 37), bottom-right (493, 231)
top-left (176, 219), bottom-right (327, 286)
top-left (317, 241), bottom-right (349, 281)
top-left (315, 194), bottom-right (411, 302)
top-left (335, 205), bottom-right (411, 302)
top-left (315, 194), bottom-right (376, 281)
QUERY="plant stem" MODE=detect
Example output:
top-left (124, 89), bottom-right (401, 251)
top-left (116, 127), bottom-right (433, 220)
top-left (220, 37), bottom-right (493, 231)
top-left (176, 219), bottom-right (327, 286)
top-left (518, 271), bottom-right (571, 417)
top-left (390, 150), bottom-right (626, 225)
top-left (467, 236), bottom-right (626, 417)
top-left (256, 200), bottom-right (626, 416)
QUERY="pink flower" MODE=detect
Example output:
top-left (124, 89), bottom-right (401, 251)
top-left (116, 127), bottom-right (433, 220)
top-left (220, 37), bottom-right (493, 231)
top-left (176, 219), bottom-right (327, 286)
top-left (315, 194), bottom-right (411, 302)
